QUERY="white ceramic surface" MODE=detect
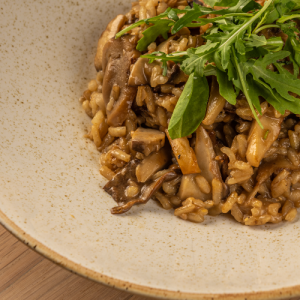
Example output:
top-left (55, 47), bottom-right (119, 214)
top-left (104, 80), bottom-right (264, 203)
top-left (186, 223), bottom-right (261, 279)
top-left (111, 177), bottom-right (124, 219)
top-left (1, 1), bottom-right (300, 299)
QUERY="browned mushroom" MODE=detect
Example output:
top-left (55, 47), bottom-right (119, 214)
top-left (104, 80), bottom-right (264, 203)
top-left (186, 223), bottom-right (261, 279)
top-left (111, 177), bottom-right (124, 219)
top-left (128, 57), bottom-right (179, 86)
top-left (110, 170), bottom-right (178, 214)
top-left (178, 174), bottom-right (211, 201)
top-left (202, 77), bottom-right (226, 126)
top-left (131, 128), bottom-right (165, 156)
top-left (94, 15), bottom-right (127, 71)
top-left (102, 35), bottom-right (140, 126)
top-left (256, 156), bottom-right (300, 185)
top-left (128, 57), bottom-right (159, 86)
top-left (246, 114), bottom-right (283, 167)
top-left (195, 125), bottom-right (224, 183)
top-left (104, 159), bottom-right (178, 214)
top-left (166, 130), bottom-right (201, 175)
top-left (136, 146), bottom-right (171, 182)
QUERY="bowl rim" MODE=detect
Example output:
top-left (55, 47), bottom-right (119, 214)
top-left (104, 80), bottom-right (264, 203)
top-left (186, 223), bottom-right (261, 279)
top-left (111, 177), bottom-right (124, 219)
top-left (0, 209), bottom-right (300, 300)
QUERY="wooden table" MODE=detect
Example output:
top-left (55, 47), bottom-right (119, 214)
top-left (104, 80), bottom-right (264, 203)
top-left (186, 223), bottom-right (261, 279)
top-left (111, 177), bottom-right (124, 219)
top-left (0, 224), bottom-right (152, 300)
top-left (2, 224), bottom-right (299, 300)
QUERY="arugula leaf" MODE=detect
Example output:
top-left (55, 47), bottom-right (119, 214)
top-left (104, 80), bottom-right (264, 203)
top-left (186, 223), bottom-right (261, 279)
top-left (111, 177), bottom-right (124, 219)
top-left (264, 0), bottom-right (297, 24)
top-left (203, 0), bottom-right (260, 13)
top-left (232, 48), bottom-right (262, 125)
top-left (141, 51), bottom-right (187, 76)
top-left (137, 20), bottom-right (175, 51)
top-left (203, 0), bottom-right (239, 7)
top-left (247, 52), bottom-right (300, 106)
top-left (277, 14), bottom-right (300, 23)
top-left (180, 42), bottom-right (219, 76)
top-left (171, 4), bottom-right (204, 34)
top-left (244, 34), bottom-right (267, 47)
top-left (264, 37), bottom-right (284, 52)
top-left (168, 73), bottom-right (209, 139)
top-left (216, 68), bottom-right (237, 104)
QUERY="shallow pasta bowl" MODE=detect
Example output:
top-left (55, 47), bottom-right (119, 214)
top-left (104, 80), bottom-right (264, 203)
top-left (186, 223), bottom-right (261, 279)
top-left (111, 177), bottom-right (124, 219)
top-left (1, 0), bottom-right (300, 299)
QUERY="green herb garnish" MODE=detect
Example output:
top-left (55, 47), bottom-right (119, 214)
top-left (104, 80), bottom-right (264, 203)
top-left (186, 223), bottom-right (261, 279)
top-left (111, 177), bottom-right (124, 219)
top-left (116, 0), bottom-right (300, 139)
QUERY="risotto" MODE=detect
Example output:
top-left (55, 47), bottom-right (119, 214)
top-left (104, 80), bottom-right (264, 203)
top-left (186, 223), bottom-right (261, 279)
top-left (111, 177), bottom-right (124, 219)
top-left (80, 0), bottom-right (300, 225)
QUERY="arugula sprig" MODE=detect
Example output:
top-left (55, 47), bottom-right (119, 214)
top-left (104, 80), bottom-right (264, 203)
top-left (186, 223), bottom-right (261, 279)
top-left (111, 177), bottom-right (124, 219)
top-left (116, 0), bottom-right (300, 139)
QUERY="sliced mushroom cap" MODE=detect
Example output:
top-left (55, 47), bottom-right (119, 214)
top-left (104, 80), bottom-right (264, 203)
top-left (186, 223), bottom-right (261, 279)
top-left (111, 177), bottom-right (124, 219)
top-left (166, 130), bottom-right (201, 175)
top-left (104, 158), bottom-right (178, 214)
top-left (246, 114), bottom-right (283, 167)
top-left (136, 146), bottom-right (170, 183)
top-left (195, 125), bottom-right (223, 184)
top-left (131, 127), bottom-right (165, 156)
top-left (128, 57), bottom-right (179, 86)
top-left (178, 174), bottom-right (211, 201)
top-left (103, 159), bottom-right (140, 204)
top-left (202, 77), bottom-right (226, 126)
top-left (94, 15), bottom-right (127, 71)
top-left (128, 57), bottom-right (159, 86)
top-left (102, 35), bottom-right (140, 126)
top-left (156, 36), bottom-right (174, 54)
top-left (256, 156), bottom-right (299, 185)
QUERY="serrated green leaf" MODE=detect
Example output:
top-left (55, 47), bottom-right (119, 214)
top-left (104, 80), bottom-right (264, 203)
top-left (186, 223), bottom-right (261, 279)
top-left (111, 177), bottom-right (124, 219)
top-left (168, 73), bottom-right (210, 139)
top-left (180, 42), bottom-right (219, 76)
top-left (244, 34), bottom-right (267, 47)
top-left (247, 52), bottom-right (300, 107)
top-left (137, 20), bottom-right (175, 51)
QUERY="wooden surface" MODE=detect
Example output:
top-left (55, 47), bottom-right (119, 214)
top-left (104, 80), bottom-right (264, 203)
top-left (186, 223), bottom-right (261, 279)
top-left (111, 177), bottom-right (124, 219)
top-left (1, 224), bottom-right (299, 300)
top-left (0, 224), bottom-right (153, 300)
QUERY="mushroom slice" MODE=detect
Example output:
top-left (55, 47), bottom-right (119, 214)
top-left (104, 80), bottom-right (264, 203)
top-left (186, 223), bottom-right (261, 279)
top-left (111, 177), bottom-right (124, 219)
top-left (109, 170), bottom-right (178, 214)
top-left (102, 36), bottom-right (140, 126)
top-left (94, 15), bottom-right (126, 71)
top-left (104, 159), bottom-right (141, 204)
top-left (128, 57), bottom-right (159, 86)
top-left (202, 77), bottom-right (226, 126)
top-left (178, 174), bottom-right (211, 201)
top-left (156, 36), bottom-right (174, 54)
top-left (246, 114), bottom-right (283, 167)
top-left (256, 156), bottom-right (300, 185)
top-left (136, 146), bottom-right (171, 183)
top-left (131, 128), bottom-right (166, 156)
top-left (195, 125), bottom-right (223, 185)
top-left (166, 130), bottom-right (201, 175)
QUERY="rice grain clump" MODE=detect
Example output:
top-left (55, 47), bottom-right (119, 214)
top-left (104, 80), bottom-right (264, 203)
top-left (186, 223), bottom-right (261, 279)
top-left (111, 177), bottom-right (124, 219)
top-left (80, 0), bottom-right (300, 225)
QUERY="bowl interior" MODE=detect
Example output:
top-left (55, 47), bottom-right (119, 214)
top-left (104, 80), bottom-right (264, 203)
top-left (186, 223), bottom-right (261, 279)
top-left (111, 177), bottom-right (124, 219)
top-left (1, 0), bottom-right (300, 298)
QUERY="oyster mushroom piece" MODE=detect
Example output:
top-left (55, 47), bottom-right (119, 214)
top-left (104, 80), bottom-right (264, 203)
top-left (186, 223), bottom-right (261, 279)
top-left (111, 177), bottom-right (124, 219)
top-left (102, 35), bottom-right (140, 126)
top-left (246, 114), bottom-right (283, 167)
top-left (166, 130), bottom-right (201, 175)
top-left (131, 128), bottom-right (166, 156)
top-left (194, 125), bottom-right (226, 199)
top-left (110, 170), bottom-right (178, 214)
top-left (103, 159), bottom-right (178, 214)
top-left (202, 77), bottom-right (226, 126)
top-left (128, 57), bottom-right (179, 86)
top-left (136, 146), bottom-right (171, 183)
top-left (128, 57), bottom-right (159, 86)
top-left (195, 125), bottom-right (223, 184)
top-left (94, 15), bottom-right (127, 71)
top-left (178, 174), bottom-right (211, 201)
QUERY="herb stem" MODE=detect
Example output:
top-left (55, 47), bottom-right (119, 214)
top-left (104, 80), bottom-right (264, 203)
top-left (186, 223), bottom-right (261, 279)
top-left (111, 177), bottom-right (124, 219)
top-left (253, 24), bottom-right (280, 34)
top-left (185, 13), bottom-right (254, 27)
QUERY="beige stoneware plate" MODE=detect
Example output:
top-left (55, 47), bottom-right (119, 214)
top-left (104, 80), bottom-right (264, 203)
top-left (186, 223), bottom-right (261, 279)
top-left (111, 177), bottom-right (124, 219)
top-left (1, 1), bottom-right (300, 299)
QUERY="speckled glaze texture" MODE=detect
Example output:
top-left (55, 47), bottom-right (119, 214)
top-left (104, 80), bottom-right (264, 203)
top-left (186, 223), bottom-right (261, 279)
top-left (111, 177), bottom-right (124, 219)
top-left (1, 1), bottom-right (300, 299)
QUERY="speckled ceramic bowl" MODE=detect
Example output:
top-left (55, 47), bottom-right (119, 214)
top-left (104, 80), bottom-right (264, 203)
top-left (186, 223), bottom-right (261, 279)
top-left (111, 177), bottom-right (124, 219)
top-left (1, 1), bottom-right (300, 299)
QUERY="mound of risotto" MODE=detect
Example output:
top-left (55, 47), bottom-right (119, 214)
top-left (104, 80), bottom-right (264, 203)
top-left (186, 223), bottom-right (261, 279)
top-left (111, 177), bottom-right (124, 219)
top-left (80, 0), bottom-right (300, 225)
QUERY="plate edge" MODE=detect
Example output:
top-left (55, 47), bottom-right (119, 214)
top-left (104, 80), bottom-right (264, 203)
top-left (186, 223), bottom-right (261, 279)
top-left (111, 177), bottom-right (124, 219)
top-left (0, 209), bottom-right (299, 300)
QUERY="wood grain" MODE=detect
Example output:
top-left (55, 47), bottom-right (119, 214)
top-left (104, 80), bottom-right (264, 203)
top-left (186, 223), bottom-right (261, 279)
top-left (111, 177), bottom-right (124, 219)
top-left (1, 224), bottom-right (299, 300)
top-left (0, 224), bottom-right (153, 300)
